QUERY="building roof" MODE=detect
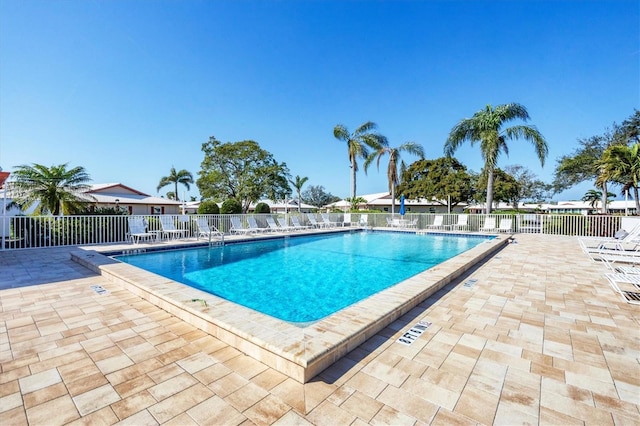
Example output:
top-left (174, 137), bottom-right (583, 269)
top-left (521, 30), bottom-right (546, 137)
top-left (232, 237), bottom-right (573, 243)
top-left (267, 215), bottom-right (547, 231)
top-left (81, 183), bottom-right (181, 206)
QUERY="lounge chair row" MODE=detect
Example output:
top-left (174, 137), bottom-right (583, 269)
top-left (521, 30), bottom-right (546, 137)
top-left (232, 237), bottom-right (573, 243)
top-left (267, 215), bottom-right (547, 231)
top-left (421, 215), bottom-right (513, 233)
top-left (127, 216), bottom-right (223, 244)
top-left (580, 221), bottom-right (640, 304)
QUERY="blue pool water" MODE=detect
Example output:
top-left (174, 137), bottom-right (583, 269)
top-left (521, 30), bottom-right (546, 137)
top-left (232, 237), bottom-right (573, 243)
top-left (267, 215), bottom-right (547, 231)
top-left (115, 232), bottom-right (489, 323)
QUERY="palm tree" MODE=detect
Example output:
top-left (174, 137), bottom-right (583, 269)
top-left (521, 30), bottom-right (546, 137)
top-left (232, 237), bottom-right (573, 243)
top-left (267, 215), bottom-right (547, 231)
top-left (333, 121), bottom-right (383, 201)
top-left (288, 175), bottom-right (309, 213)
top-left (10, 163), bottom-right (92, 215)
top-left (157, 167), bottom-right (194, 202)
top-left (444, 103), bottom-right (548, 213)
top-left (582, 189), bottom-right (603, 209)
top-left (600, 143), bottom-right (640, 214)
top-left (582, 189), bottom-right (615, 211)
top-left (364, 137), bottom-right (424, 214)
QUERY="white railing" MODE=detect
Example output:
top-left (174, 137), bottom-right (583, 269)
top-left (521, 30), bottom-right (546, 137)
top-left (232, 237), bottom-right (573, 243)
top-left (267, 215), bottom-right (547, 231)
top-left (0, 213), bottom-right (632, 250)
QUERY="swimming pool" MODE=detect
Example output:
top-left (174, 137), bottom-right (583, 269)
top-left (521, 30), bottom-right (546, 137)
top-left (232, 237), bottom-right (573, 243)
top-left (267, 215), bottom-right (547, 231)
top-left (115, 231), bottom-right (490, 322)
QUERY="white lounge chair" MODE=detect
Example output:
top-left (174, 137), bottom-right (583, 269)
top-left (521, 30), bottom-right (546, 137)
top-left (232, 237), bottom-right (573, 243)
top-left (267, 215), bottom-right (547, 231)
top-left (127, 217), bottom-right (156, 244)
top-left (247, 217), bottom-right (267, 233)
top-left (160, 216), bottom-right (189, 240)
top-left (605, 273), bottom-right (640, 305)
top-left (579, 223), bottom-right (640, 255)
top-left (427, 215), bottom-right (444, 230)
top-left (359, 214), bottom-right (368, 227)
top-left (230, 217), bottom-right (254, 235)
top-left (276, 217), bottom-right (295, 231)
top-left (497, 218), bottom-right (513, 233)
top-left (194, 217), bottom-right (223, 240)
top-left (321, 213), bottom-right (338, 228)
top-left (342, 213), bottom-right (351, 227)
top-left (306, 213), bottom-right (324, 228)
top-left (450, 214), bottom-right (469, 231)
top-left (481, 216), bottom-right (497, 232)
top-left (265, 216), bottom-right (284, 232)
top-left (291, 216), bottom-right (309, 230)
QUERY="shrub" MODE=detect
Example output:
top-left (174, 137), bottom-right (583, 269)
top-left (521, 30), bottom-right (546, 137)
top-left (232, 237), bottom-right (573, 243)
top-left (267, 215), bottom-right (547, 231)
top-left (220, 198), bottom-right (242, 214)
top-left (254, 202), bottom-right (271, 214)
top-left (198, 200), bottom-right (220, 214)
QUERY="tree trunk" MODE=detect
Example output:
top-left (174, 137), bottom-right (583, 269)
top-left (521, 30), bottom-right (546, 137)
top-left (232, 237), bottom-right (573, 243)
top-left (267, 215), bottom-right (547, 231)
top-left (601, 181), bottom-right (608, 214)
top-left (174, 182), bottom-right (179, 201)
top-left (486, 168), bottom-right (494, 214)
top-left (297, 189), bottom-right (301, 213)
top-left (634, 187), bottom-right (640, 216)
top-left (351, 158), bottom-right (357, 202)
top-left (391, 185), bottom-right (395, 215)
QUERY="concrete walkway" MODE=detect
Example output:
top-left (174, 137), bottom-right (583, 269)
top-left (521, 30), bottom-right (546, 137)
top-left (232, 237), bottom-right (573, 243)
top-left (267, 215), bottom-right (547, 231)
top-left (0, 234), bottom-right (638, 425)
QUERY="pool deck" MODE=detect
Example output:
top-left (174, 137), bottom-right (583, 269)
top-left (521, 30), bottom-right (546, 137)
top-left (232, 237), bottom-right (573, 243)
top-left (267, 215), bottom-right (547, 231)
top-left (1, 233), bottom-right (639, 425)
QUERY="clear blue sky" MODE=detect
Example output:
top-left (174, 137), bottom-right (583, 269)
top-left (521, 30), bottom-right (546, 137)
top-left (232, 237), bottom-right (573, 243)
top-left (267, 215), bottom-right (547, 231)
top-left (1, 0), bottom-right (638, 202)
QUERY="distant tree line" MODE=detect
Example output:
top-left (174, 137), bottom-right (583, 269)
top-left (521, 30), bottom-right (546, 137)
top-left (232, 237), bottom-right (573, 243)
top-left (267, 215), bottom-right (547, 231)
top-left (6, 108), bottom-right (639, 216)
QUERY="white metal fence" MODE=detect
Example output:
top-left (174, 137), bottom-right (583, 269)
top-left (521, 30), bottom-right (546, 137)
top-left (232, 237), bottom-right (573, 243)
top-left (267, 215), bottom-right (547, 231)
top-left (1, 213), bottom-right (634, 250)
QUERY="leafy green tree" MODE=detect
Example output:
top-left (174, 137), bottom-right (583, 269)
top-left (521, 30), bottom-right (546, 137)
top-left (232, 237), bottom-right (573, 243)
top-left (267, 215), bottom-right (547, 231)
top-left (10, 163), bottom-right (93, 215)
top-left (333, 121), bottom-right (383, 201)
top-left (618, 109), bottom-right (640, 145)
top-left (288, 175), bottom-right (309, 213)
top-left (476, 168), bottom-right (520, 208)
top-left (197, 137), bottom-right (291, 213)
top-left (504, 165), bottom-right (552, 209)
top-left (444, 103), bottom-right (548, 213)
top-left (198, 200), bottom-right (220, 214)
top-left (254, 202), bottom-right (272, 214)
top-left (396, 157), bottom-right (475, 211)
top-left (599, 143), bottom-right (640, 214)
top-left (220, 198), bottom-right (242, 214)
top-left (554, 112), bottom-right (639, 212)
top-left (364, 137), bottom-right (424, 213)
top-left (157, 166), bottom-right (194, 201)
top-left (301, 185), bottom-right (340, 208)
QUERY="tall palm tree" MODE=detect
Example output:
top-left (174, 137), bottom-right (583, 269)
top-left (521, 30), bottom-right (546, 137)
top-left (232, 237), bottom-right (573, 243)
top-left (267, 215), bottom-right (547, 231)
top-left (288, 175), bottom-right (309, 213)
top-left (10, 163), bottom-right (92, 215)
top-left (444, 103), bottom-right (548, 213)
top-left (333, 121), bottom-right (383, 201)
top-left (363, 137), bottom-right (425, 213)
top-left (157, 167), bottom-right (194, 202)
top-left (600, 143), bottom-right (640, 214)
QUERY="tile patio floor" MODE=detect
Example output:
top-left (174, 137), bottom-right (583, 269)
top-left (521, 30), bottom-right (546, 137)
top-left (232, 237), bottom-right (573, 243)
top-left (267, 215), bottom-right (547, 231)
top-left (0, 234), bottom-right (638, 425)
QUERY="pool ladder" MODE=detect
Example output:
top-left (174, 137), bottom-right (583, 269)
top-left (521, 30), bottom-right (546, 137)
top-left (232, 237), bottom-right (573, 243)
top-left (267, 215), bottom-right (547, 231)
top-left (208, 234), bottom-right (224, 247)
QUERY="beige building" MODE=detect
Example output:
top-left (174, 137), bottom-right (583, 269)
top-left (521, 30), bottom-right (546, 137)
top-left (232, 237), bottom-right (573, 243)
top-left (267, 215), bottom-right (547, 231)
top-left (84, 183), bottom-right (183, 215)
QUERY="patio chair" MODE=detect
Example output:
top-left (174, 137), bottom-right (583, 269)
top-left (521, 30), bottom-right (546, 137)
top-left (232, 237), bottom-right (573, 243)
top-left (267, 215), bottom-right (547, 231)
top-left (265, 216), bottom-right (284, 232)
top-left (160, 215), bottom-right (189, 240)
top-left (321, 213), bottom-right (338, 228)
top-left (359, 214), bottom-right (368, 227)
top-left (194, 217), bottom-right (224, 240)
top-left (230, 217), bottom-right (254, 235)
top-left (426, 215), bottom-right (444, 230)
top-left (277, 217), bottom-right (295, 231)
top-left (247, 216), bottom-right (267, 233)
top-left (579, 223), bottom-right (640, 254)
top-left (604, 273), bottom-right (640, 305)
top-left (127, 216), bottom-right (156, 244)
top-left (450, 214), bottom-right (469, 231)
top-left (306, 213), bottom-right (324, 228)
top-left (291, 216), bottom-right (310, 230)
top-left (480, 216), bottom-right (497, 232)
top-left (497, 218), bottom-right (513, 233)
